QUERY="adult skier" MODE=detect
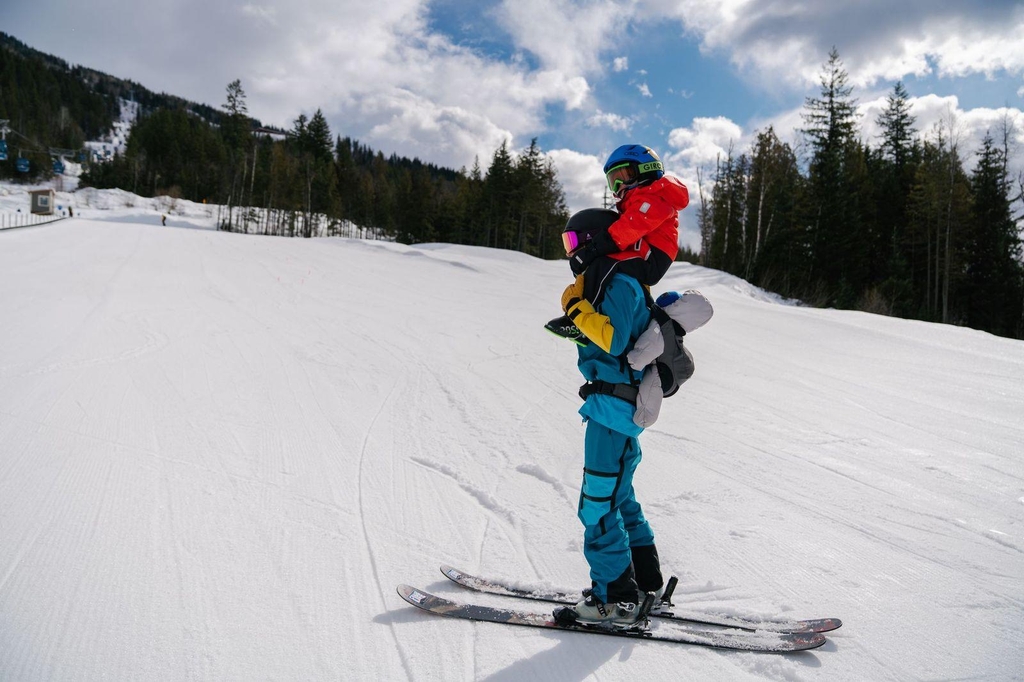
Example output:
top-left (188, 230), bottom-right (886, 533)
top-left (559, 211), bottom-right (666, 627)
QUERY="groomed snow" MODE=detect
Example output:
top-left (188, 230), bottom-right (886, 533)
top-left (1, 206), bottom-right (1022, 681)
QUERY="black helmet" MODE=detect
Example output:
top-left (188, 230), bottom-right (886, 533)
top-left (561, 208), bottom-right (619, 275)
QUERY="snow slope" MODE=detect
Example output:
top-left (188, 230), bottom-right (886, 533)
top-left (1, 182), bottom-right (220, 228)
top-left (0, 217), bottom-right (1022, 681)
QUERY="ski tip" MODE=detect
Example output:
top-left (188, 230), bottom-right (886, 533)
top-left (818, 618), bottom-right (843, 632)
top-left (399, 584), bottom-right (450, 613)
top-left (788, 632), bottom-right (829, 651)
top-left (798, 630), bottom-right (831, 647)
top-left (397, 584), bottom-right (428, 604)
top-left (440, 564), bottom-right (465, 581)
top-left (795, 617), bottom-right (843, 633)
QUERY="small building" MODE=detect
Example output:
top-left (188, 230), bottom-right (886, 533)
top-left (30, 189), bottom-right (55, 215)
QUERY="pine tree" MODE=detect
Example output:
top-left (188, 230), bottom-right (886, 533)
top-left (907, 124), bottom-right (972, 323)
top-left (306, 110), bottom-right (333, 164)
top-left (291, 114), bottom-right (309, 151)
top-left (221, 79), bottom-right (250, 153)
top-left (744, 127), bottom-right (803, 294)
top-left (483, 141), bottom-right (515, 249)
top-left (224, 79), bottom-right (247, 117)
top-left (706, 146), bottom-right (747, 276)
top-left (961, 134), bottom-right (1024, 336)
top-left (877, 82), bottom-right (915, 171)
top-left (800, 47), bottom-right (862, 303)
top-left (872, 81), bottom-right (920, 314)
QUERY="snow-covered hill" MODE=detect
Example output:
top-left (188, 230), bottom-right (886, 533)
top-left (84, 98), bottom-right (139, 163)
top-left (0, 183), bottom-right (218, 230)
top-left (0, 216), bottom-right (1022, 681)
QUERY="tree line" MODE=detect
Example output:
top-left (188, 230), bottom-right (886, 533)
top-left (698, 49), bottom-right (1024, 339)
top-left (81, 80), bottom-right (570, 258)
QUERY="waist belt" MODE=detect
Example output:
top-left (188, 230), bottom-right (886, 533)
top-left (579, 380), bottom-right (638, 405)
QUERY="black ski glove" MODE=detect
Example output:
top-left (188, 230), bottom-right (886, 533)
top-left (570, 230), bottom-right (619, 274)
top-left (590, 230), bottom-right (618, 256)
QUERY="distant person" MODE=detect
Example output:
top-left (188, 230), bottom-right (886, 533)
top-left (546, 144), bottom-right (689, 344)
top-left (161, 214), bottom-right (166, 226)
top-left (69, 206), bottom-right (73, 218)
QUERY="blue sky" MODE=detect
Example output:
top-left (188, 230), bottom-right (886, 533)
top-left (3, 1), bottom-right (1023, 247)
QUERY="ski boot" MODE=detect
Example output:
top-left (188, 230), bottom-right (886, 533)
top-left (572, 591), bottom-right (640, 627)
top-left (553, 592), bottom-right (643, 630)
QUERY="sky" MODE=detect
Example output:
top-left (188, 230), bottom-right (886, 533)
top-left (3, 0), bottom-right (1024, 247)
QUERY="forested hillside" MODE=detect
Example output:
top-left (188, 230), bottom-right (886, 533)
top-left (0, 32), bottom-right (276, 176)
top-left (0, 33), bottom-right (115, 159)
top-left (698, 49), bottom-right (1024, 338)
top-left (80, 85), bottom-right (570, 259)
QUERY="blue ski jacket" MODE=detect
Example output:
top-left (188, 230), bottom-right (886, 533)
top-left (576, 273), bottom-right (651, 437)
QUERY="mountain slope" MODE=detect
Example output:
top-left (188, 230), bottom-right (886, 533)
top-left (0, 218), bottom-right (1022, 681)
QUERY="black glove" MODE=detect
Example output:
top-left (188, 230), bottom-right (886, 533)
top-left (570, 231), bottom-right (619, 275)
top-left (590, 230), bottom-right (618, 256)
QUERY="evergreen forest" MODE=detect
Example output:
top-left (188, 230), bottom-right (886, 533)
top-left (1, 35), bottom-right (1022, 338)
top-left (697, 50), bottom-right (1023, 338)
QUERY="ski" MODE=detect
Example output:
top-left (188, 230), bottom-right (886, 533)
top-left (397, 585), bottom-right (827, 652)
top-left (440, 565), bottom-right (842, 634)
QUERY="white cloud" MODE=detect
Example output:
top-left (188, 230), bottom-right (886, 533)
top-left (545, 148), bottom-right (607, 214)
top-left (661, 116), bottom-right (747, 251)
top-left (360, 90), bottom-right (513, 168)
top-left (637, 83), bottom-right (652, 98)
top-left (638, 1), bottom-right (1024, 90)
top-left (240, 4), bottom-right (277, 25)
top-left (495, 0), bottom-right (625, 77)
top-left (666, 116), bottom-right (745, 169)
top-left (613, 57), bottom-right (629, 72)
top-left (236, 0), bottom-right (595, 170)
top-left (586, 111), bottom-right (634, 132)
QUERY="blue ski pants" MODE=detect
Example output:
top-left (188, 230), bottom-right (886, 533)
top-left (578, 421), bottom-right (655, 603)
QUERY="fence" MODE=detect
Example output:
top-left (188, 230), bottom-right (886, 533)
top-left (0, 213), bottom-right (66, 231)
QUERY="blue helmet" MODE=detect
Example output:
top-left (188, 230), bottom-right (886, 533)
top-left (603, 144), bottom-right (664, 199)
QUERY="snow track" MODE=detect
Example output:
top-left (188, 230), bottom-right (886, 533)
top-left (1, 218), bottom-right (1022, 680)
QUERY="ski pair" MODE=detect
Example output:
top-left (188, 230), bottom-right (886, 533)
top-left (397, 565), bottom-right (842, 653)
top-left (397, 585), bottom-right (827, 652)
top-left (440, 564), bottom-right (842, 634)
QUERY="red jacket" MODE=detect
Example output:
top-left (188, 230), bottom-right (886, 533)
top-left (607, 175), bottom-right (689, 261)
